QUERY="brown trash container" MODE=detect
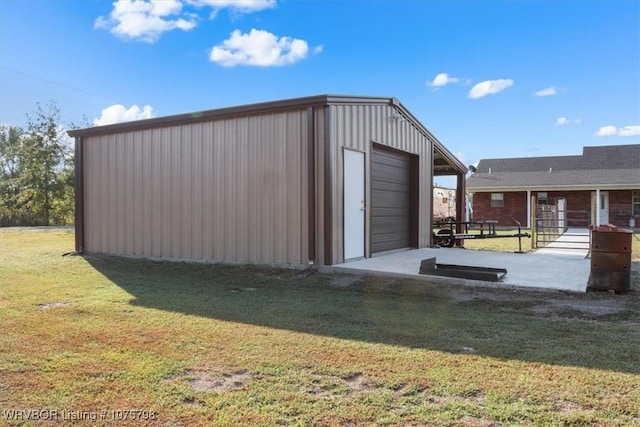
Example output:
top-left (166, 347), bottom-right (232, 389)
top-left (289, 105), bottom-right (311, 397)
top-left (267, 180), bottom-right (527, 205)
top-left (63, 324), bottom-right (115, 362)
top-left (588, 226), bottom-right (633, 292)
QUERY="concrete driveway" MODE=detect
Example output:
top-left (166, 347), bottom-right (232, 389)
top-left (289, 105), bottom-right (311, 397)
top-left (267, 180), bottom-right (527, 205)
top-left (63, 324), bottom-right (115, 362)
top-left (329, 230), bottom-right (592, 293)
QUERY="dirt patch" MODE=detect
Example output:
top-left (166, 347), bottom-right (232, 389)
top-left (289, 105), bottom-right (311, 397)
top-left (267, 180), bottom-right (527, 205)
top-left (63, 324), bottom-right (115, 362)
top-left (34, 302), bottom-right (69, 309)
top-left (343, 373), bottom-right (376, 392)
top-left (187, 369), bottom-right (251, 393)
top-left (556, 400), bottom-right (591, 414)
top-left (458, 416), bottom-right (496, 427)
top-left (306, 372), bottom-right (380, 398)
top-left (330, 276), bottom-right (362, 288)
top-left (528, 299), bottom-right (627, 317)
top-left (392, 383), bottom-right (428, 397)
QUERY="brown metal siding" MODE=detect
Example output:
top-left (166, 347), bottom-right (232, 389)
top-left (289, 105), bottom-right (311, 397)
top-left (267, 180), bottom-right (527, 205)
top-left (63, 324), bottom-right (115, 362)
top-left (83, 110), bottom-right (309, 265)
top-left (326, 104), bottom-right (434, 264)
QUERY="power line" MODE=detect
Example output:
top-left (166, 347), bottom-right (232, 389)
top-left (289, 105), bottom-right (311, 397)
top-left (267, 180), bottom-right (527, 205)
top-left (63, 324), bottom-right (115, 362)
top-left (1, 66), bottom-right (115, 102)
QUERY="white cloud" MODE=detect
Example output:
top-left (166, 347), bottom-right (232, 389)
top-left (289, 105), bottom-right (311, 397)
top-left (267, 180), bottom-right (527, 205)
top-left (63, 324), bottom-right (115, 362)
top-left (427, 73), bottom-right (460, 88)
top-left (468, 79), bottom-right (513, 99)
top-left (557, 117), bottom-right (581, 125)
top-left (535, 86), bottom-right (557, 97)
top-left (95, 0), bottom-right (277, 42)
top-left (210, 29), bottom-right (311, 67)
top-left (619, 125), bottom-right (640, 136)
top-left (596, 125), bottom-right (618, 136)
top-left (187, 0), bottom-right (276, 14)
top-left (95, 0), bottom-right (197, 43)
top-left (94, 104), bottom-right (156, 126)
top-left (313, 45), bottom-right (324, 55)
top-left (596, 125), bottom-right (640, 136)
top-left (596, 125), bottom-right (640, 137)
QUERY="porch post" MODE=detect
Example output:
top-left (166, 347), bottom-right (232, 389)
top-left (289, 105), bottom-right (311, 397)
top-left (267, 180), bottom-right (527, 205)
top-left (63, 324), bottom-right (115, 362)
top-left (526, 190), bottom-right (531, 228)
top-left (456, 173), bottom-right (465, 246)
top-left (595, 188), bottom-right (601, 226)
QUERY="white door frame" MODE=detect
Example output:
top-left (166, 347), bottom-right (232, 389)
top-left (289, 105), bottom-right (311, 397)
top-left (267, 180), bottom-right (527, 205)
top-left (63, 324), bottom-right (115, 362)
top-left (593, 190), bottom-right (610, 225)
top-left (343, 149), bottom-right (365, 260)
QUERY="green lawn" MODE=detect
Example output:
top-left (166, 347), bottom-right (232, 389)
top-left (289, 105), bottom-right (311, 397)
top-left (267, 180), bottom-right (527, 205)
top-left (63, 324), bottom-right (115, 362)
top-left (1, 229), bottom-right (639, 426)
top-left (459, 228), bottom-right (640, 260)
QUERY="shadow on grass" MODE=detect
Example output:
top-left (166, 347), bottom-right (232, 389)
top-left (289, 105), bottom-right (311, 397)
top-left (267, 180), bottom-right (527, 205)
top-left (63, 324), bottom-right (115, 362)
top-left (85, 255), bottom-right (640, 374)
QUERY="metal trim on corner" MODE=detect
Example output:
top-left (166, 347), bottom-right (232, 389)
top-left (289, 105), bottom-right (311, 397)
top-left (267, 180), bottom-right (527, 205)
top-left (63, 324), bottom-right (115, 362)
top-left (307, 106), bottom-right (316, 263)
top-left (74, 136), bottom-right (85, 253)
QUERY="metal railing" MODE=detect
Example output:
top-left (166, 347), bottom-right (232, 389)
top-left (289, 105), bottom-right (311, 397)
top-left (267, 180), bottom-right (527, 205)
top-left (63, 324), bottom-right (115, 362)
top-left (609, 204), bottom-right (637, 229)
top-left (534, 207), bottom-right (591, 249)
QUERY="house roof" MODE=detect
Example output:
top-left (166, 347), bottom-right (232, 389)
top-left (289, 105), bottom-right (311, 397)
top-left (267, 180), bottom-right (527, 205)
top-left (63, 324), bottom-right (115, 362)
top-left (68, 94), bottom-right (466, 175)
top-left (466, 144), bottom-right (640, 192)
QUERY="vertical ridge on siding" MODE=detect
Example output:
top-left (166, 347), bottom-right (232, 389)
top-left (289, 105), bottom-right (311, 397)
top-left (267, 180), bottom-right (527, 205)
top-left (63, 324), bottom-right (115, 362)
top-left (314, 107), bottom-right (326, 265)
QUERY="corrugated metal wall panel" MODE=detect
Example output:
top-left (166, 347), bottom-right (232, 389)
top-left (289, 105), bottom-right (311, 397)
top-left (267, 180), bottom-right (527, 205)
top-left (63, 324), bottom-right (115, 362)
top-left (313, 107), bottom-right (326, 265)
top-left (327, 103), bottom-right (434, 264)
top-left (83, 110), bottom-right (309, 265)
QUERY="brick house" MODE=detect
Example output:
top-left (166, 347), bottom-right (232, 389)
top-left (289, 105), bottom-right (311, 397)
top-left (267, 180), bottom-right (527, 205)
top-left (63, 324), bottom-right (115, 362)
top-left (466, 144), bottom-right (640, 229)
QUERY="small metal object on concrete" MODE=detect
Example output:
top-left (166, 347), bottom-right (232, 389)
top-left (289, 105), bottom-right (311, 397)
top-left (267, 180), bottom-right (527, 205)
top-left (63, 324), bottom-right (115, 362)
top-left (419, 257), bottom-right (508, 282)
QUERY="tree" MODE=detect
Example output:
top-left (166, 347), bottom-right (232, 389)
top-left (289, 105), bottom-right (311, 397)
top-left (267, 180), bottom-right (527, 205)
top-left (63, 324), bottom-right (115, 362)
top-left (0, 102), bottom-right (74, 226)
top-left (0, 125), bottom-right (26, 225)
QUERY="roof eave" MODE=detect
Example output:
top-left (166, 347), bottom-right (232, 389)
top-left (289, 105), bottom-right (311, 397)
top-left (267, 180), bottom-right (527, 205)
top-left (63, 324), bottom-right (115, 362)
top-left (68, 94), bottom-right (337, 137)
top-left (67, 95), bottom-right (469, 174)
top-left (467, 183), bottom-right (640, 192)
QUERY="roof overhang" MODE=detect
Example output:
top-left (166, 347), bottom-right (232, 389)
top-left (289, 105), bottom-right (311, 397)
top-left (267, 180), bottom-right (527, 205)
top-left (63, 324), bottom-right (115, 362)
top-left (433, 145), bottom-right (467, 176)
top-left (467, 183), bottom-right (640, 193)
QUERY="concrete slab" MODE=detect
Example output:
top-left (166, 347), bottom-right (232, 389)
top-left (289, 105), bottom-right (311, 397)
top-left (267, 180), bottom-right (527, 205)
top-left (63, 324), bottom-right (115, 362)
top-left (534, 228), bottom-right (590, 258)
top-left (328, 245), bottom-right (590, 293)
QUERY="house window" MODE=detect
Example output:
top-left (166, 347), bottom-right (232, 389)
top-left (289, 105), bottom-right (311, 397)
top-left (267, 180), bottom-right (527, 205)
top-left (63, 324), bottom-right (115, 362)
top-left (491, 193), bottom-right (504, 208)
top-left (537, 192), bottom-right (547, 205)
top-left (633, 191), bottom-right (640, 216)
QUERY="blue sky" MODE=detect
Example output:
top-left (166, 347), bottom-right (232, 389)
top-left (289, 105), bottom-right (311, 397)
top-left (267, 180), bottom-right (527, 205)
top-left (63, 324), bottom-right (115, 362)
top-left (1, 0), bottom-right (639, 183)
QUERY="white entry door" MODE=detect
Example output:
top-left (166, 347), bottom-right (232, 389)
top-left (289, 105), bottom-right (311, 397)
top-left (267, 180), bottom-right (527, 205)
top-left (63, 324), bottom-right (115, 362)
top-left (599, 191), bottom-right (609, 224)
top-left (344, 149), bottom-right (365, 260)
top-left (557, 198), bottom-right (567, 231)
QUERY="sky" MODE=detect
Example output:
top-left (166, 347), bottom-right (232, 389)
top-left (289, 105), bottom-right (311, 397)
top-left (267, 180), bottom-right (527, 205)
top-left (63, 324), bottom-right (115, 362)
top-left (1, 0), bottom-right (639, 187)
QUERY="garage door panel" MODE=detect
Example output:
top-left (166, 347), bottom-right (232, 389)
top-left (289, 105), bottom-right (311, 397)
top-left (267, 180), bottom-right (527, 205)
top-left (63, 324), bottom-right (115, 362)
top-left (372, 166), bottom-right (409, 181)
top-left (372, 207), bottom-right (410, 217)
top-left (372, 221), bottom-right (409, 235)
top-left (372, 193), bottom-right (407, 204)
top-left (373, 151), bottom-right (409, 167)
top-left (371, 232), bottom-right (406, 254)
top-left (371, 146), bottom-right (411, 253)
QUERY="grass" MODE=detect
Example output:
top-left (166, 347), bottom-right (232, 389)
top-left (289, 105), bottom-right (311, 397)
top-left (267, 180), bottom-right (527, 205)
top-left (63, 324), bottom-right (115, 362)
top-left (459, 227), bottom-right (640, 260)
top-left (456, 228), bottom-right (535, 253)
top-left (1, 228), bottom-right (640, 426)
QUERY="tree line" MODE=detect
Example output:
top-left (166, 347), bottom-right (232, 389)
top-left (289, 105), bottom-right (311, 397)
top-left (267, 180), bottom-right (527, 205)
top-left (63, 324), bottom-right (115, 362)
top-left (0, 102), bottom-right (75, 226)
